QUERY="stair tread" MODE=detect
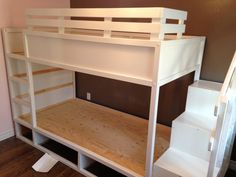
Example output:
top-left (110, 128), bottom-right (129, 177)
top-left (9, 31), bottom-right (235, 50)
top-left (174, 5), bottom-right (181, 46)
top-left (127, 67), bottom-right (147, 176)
top-left (155, 148), bottom-right (208, 177)
top-left (155, 148), bottom-right (220, 177)
top-left (173, 111), bottom-right (216, 132)
top-left (190, 80), bottom-right (222, 92)
top-left (155, 148), bottom-right (214, 177)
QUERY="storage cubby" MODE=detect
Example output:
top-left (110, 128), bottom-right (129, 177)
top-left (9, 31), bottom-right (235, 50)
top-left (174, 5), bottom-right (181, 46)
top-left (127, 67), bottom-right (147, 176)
top-left (17, 124), bottom-right (33, 141)
top-left (35, 132), bottom-right (78, 165)
top-left (80, 154), bottom-right (126, 177)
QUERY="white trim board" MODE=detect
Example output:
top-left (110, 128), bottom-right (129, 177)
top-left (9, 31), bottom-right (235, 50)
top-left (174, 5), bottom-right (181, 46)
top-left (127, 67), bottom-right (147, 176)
top-left (0, 128), bottom-right (15, 141)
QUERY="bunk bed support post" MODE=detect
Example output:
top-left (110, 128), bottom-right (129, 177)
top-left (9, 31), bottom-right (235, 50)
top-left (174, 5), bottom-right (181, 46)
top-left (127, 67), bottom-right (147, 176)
top-left (23, 33), bottom-right (37, 128)
top-left (2, 29), bottom-right (18, 136)
top-left (25, 61), bottom-right (37, 127)
top-left (194, 39), bottom-right (205, 81)
top-left (145, 46), bottom-right (161, 177)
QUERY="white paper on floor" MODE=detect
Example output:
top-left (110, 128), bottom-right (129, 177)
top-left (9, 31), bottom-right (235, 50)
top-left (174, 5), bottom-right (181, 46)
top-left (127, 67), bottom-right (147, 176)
top-left (32, 153), bottom-right (58, 173)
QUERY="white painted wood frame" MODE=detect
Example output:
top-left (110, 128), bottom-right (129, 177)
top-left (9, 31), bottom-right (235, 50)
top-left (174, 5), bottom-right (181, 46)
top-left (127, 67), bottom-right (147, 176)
top-left (207, 51), bottom-right (236, 177)
top-left (2, 7), bottom-right (206, 177)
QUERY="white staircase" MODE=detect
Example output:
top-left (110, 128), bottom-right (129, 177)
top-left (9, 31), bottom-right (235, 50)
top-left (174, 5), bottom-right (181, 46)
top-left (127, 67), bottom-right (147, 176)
top-left (154, 80), bottom-right (222, 177)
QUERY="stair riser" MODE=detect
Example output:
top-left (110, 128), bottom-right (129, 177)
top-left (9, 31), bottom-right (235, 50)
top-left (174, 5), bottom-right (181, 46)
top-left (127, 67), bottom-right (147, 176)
top-left (170, 121), bottom-right (211, 161)
top-left (186, 87), bottom-right (219, 117)
top-left (153, 166), bottom-right (181, 177)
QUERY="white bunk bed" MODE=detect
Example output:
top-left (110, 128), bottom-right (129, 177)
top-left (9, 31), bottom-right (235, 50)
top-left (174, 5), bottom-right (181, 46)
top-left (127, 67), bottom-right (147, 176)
top-left (3, 8), bottom-right (206, 177)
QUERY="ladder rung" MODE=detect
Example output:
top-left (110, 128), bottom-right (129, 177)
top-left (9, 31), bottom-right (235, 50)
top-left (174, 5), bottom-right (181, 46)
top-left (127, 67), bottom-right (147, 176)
top-left (16, 82), bottom-right (73, 99)
top-left (7, 52), bottom-right (26, 61)
top-left (14, 68), bottom-right (64, 78)
top-left (9, 76), bottom-right (28, 84)
top-left (12, 97), bottom-right (31, 107)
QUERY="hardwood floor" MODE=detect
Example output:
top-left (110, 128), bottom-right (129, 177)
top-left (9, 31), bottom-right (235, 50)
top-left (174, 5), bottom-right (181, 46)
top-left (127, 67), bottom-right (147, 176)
top-left (225, 169), bottom-right (236, 177)
top-left (0, 136), bottom-right (235, 177)
top-left (0, 137), bottom-right (84, 177)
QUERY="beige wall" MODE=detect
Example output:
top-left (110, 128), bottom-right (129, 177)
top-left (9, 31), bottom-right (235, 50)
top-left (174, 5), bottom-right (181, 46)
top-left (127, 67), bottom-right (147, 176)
top-left (0, 0), bottom-right (70, 141)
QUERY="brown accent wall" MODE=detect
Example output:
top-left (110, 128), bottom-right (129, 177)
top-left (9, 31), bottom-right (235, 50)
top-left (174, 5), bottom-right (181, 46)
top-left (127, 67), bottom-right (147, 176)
top-left (75, 72), bottom-right (194, 126)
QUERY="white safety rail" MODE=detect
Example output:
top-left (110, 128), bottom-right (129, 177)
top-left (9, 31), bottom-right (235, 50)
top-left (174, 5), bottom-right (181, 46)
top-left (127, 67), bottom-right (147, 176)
top-left (26, 7), bottom-right (187, 40)
top-left (218, 52), bottom-right (236, 104)
top-left (208, 51), bottom-right (236, 177)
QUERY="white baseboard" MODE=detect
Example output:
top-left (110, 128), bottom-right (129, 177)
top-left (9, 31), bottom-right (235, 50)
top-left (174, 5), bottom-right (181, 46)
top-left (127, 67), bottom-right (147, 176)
top-left (0, 129), bottom-right (15, 141)
top-left (230, 160), bottom-right (236, 171)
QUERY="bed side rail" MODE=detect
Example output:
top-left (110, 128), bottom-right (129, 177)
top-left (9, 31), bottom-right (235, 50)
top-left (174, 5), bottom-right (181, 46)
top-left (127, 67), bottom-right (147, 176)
top-left (25, 7), bottom-right (187, 40)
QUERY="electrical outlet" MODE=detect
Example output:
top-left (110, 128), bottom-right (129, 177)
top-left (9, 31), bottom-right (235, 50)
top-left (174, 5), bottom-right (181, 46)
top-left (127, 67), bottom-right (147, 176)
top-left (86, 92), bottom-right (91, 101)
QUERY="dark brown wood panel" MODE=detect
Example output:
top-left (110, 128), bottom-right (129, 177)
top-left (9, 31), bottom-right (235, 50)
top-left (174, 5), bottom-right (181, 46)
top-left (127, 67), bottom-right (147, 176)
top-left (158, 72), bottom-right (194, 126)
top-left (76, 73), bottom-right (151, 119)
top-left (76, 72), bottom-right (194, 126)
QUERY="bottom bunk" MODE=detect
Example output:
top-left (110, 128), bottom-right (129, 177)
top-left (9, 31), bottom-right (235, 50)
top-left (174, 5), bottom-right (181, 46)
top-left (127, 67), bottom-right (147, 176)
top-left (19, 99), bottom-right (171, 176)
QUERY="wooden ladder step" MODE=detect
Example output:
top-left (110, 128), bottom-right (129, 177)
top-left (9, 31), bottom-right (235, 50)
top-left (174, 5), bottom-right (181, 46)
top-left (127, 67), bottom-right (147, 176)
top-left (14, 68), bottom-right (64, 78)
top-left (7, 52), bottom-right (26, 61)
top-left (9, 76), bottom-right (28, 84)
top-left (16, 82), bottom-right (73, 99)
top-left (12, 97), bottom-right (31, 107)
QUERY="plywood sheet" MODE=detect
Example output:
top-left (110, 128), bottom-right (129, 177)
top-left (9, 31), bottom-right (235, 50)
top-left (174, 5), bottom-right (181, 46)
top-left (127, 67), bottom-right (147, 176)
top-left (20, 99), bottom-right (170, 176)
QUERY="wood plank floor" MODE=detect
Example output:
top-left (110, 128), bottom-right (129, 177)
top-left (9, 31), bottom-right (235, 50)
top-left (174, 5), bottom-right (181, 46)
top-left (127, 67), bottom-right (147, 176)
top-left (225, 169), bottom-right (236, 177)
top-left (0, 137), bottom-right (235, 177)
top-left (0, 137), bottom-right (84, 177)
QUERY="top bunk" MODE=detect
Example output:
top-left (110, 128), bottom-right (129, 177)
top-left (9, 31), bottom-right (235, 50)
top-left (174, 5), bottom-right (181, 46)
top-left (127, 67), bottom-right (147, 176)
top-left (3, 7), bottom-right (205, 87)
top-left (25, 7), bottom-right (187, 42)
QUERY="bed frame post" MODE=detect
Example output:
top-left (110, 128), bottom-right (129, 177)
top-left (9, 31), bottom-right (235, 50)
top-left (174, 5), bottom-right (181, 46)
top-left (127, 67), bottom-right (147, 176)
top-left (23, 33), bottom-right (37, 128)
top-left (25, 61), bottom-right (37, 127)
top-left (194, 38), bottom-right (205, 81)
top-left (2, 29), bottom-right (17, 135)
top-left (145, 46), bottom-right (161, 177)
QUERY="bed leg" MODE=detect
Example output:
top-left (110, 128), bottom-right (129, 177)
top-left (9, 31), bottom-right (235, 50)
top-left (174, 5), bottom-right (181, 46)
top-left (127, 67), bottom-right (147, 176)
top-left (145, 85), bottom-right (160, 177)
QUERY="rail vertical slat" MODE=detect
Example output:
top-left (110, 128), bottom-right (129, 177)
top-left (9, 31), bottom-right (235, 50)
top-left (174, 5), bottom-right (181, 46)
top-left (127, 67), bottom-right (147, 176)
top-left (158, 18), bottom-right (166, 40)
top-left (58, 16), bottom-right (65, 34)
top-left (150, 18), bottom-right (160, 40)
top-left (177, 20), bottom-right (184, 39)
top-left (104, 17), bottom-right (112, 38)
